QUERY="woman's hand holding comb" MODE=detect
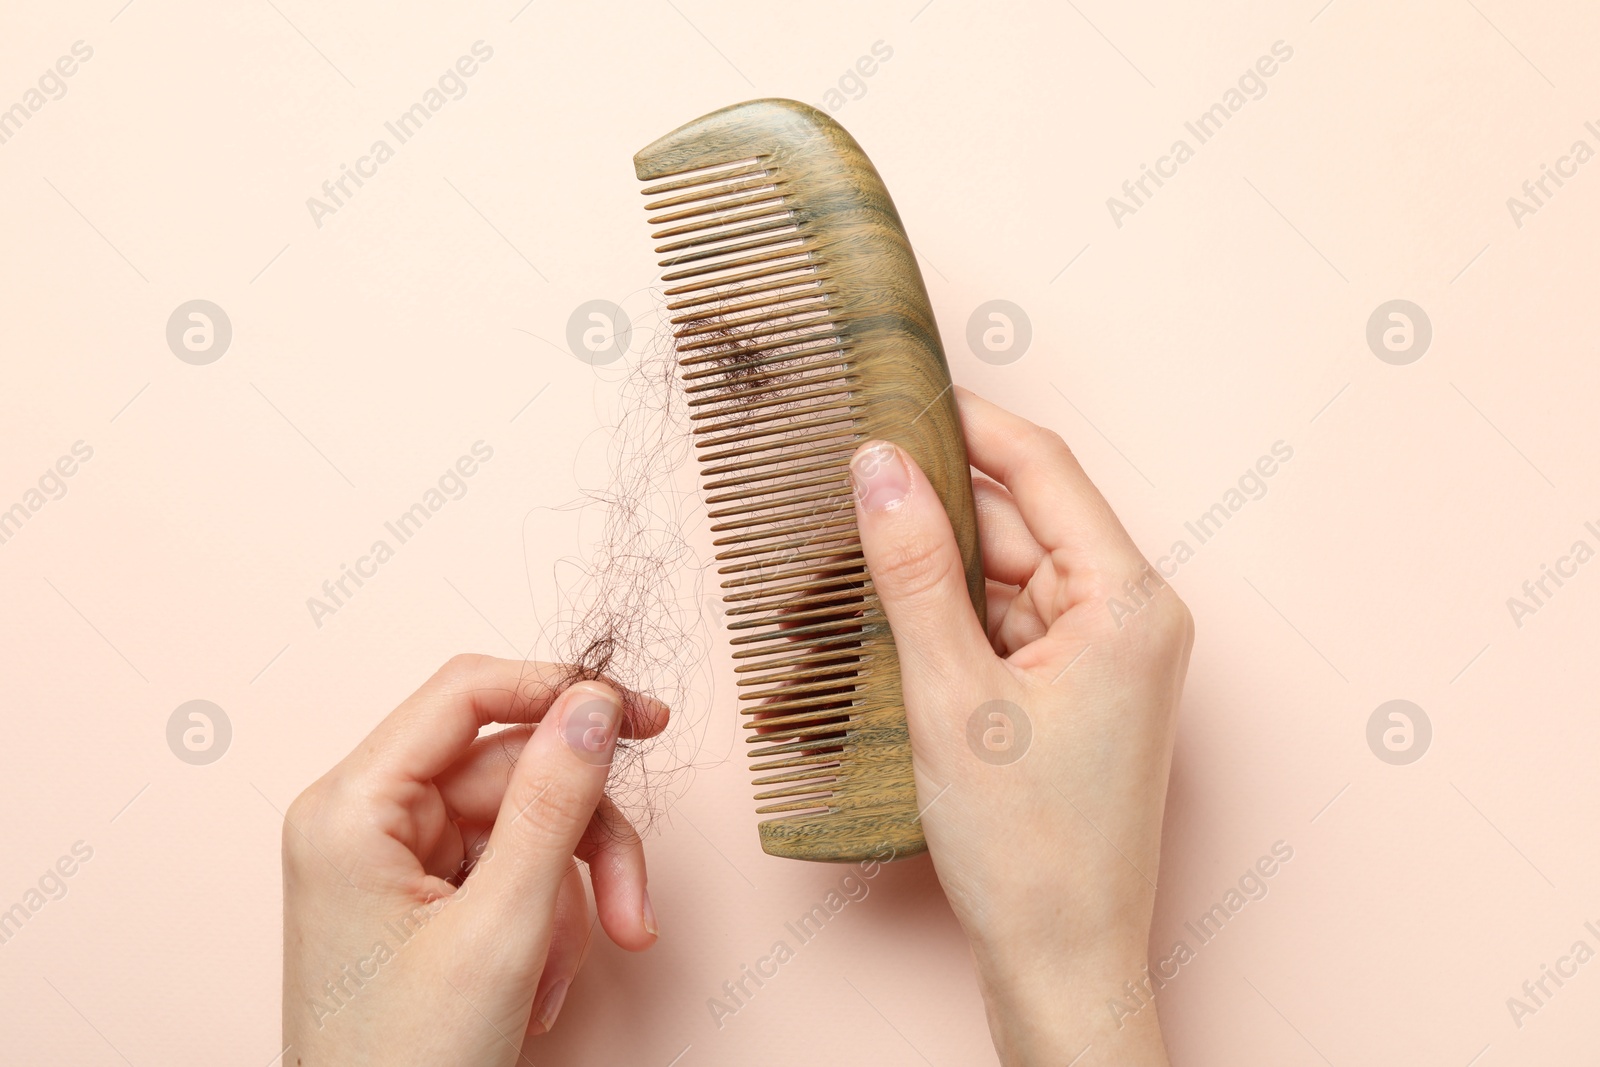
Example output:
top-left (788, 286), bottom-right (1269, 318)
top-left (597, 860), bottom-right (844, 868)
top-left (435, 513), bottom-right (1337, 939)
top-left (849, 387), bottom-right (1192, 1067)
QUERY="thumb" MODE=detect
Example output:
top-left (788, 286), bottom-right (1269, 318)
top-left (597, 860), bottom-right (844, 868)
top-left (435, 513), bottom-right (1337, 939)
top-left (455, 680), bottom-right (621, 963)
top-left (850, 440), bottom-right (990, 688)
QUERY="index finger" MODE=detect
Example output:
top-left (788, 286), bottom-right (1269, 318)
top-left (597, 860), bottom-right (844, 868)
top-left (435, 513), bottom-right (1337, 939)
top-left (360, 654), bottom-right (665, 783)
top-left (956, 386), bottom-right (1139, 565)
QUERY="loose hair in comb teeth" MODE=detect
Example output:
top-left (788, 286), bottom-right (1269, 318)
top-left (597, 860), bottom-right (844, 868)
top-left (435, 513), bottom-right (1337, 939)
top-left (634, 98), bottom-right (986, 863)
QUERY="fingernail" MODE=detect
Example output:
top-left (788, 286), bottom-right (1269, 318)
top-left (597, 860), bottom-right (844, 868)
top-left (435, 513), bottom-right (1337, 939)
top-left (851, 441), bottom-right (910, 513)
top-left (561, 685), bottom-right (620, 766)
top-left (535, 978), bottom-right (569, 1032)
top-left (642, 888), bottom-right (659, 938)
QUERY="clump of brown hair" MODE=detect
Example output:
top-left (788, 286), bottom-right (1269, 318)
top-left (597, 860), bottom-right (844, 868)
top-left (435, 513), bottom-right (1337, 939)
top-left (514, 303), bottom-right (725, 836)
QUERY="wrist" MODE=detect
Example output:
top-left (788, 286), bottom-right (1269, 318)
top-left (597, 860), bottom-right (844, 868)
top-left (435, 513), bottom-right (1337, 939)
top-left (969, 931), bottom-right (1169, 1067)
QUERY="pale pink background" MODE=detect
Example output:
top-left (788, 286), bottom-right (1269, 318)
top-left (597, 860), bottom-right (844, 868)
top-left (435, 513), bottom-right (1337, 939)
top-left (3, 1), bottom-right (1597, 1064)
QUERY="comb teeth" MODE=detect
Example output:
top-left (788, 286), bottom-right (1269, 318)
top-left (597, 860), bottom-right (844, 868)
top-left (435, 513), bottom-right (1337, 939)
top-left (638, 152), bottom-right (866, 828)
top-left (636, 100), bottom-right (984, 863)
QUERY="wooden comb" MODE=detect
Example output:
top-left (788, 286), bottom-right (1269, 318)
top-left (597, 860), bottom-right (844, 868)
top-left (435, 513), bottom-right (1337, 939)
top-left (634, 98), bottom-right (985, 863)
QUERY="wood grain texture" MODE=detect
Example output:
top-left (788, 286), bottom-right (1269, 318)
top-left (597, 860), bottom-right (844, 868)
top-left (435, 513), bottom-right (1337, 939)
top-left (635, 98), bottom-right (983, 862)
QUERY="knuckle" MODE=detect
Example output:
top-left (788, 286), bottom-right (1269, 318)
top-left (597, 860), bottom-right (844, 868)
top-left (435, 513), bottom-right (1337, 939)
top-left (423, 653), bottom-right (509, 705)
top-left (284, 783), bottom-right (319, 825)
top-left (586, 806), bottom-right (641, 860)
top-left (1108, 590), bottom-right (1194, 658)
top-left (282, 782), bottom-right (331, 865)
top-left (1144, 594), bottom-right (1195, 650)
top-left (433, 652), bottom-right (488, 689)
top-left (283, 769), bottom-right (372, 870)
top-left (505, 771), bottom-right (593, 839)
top-left (1089, 564), bottom-right (1194, 648)
top-left (1032, 425), bottom-right (1073, 460)
top-left (871, 534), bottom-right (961, 605)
